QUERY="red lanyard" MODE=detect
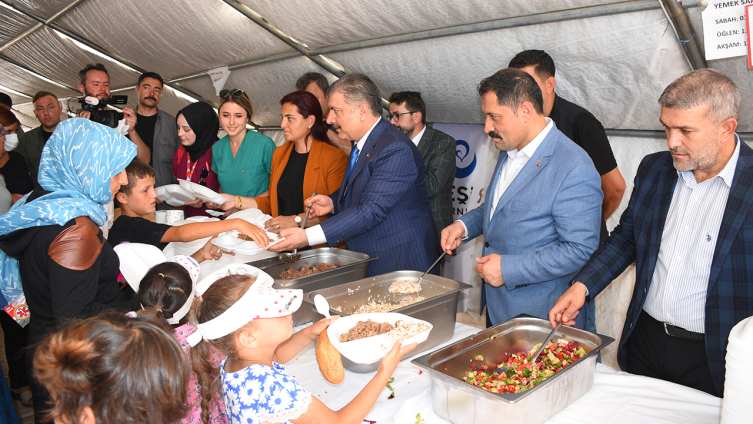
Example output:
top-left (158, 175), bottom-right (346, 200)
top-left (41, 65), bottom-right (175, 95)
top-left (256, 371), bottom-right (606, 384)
top-left (185, 152), bottom-right (198, 181)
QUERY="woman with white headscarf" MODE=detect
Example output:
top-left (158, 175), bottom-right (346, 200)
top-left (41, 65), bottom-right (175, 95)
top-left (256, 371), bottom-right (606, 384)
top-left (0, 118), bottom-right (137, 423)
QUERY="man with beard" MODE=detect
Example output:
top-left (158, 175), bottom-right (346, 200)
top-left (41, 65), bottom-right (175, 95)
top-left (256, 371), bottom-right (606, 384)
top-left (549, 69), bottom-right (750, 397)
top-left (272, 73), bottom-right (440, 277)
top-left (388, 91), bottom-right (456, 242)
top-left (75, 63), bottom-right (150, 164)
top-left (126, 72), bottom-right (180, 191)
top-left (441, 68), bottom-right (602, 329)
top-left (18, 91), bottom-right (63, 190)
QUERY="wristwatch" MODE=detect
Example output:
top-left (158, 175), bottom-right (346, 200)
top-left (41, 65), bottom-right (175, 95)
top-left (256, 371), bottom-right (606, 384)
top-left (295, 215), bottom-right (302, 226)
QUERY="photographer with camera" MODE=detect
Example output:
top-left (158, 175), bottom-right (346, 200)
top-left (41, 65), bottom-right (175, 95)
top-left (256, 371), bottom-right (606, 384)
top-left (76, 63), bottom-right (150, 164)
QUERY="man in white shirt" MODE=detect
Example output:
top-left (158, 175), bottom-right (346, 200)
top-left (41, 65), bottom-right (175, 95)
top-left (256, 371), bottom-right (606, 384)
top-left (548, 68), bottom-right (748, 397)
top-left (272, 74), bottom-right (441, 276)
top-left (442, 68), bottom-right (603, 328)
top-left (388, 91), bottom-right (456, 243)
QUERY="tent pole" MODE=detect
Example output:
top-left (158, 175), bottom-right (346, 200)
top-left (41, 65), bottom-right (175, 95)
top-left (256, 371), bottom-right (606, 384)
top-left (219, 0), bottom-right (345, 78)
top-left (0, 0), bottom-right (85, 54)
top-left (658, 0), bottom-right (707, 70)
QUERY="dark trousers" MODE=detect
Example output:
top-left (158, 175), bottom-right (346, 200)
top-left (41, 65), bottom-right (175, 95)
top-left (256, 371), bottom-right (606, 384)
top-left (0, 311), bottom-right (30, 390)
top-left (625, 311), bottom-right (719, 397)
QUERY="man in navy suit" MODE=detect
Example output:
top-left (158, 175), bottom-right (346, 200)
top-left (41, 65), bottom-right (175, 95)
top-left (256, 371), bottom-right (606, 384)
top-left (549, 69), bottom-right (749, 397)
top-left (442, 68), bottom-right (603, 328)
top-left (273, 74), bottom-right (440, 276)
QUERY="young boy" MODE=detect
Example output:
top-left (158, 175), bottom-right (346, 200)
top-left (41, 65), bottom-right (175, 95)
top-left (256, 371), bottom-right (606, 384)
top-left (108, 160), bottom-right (269, 262)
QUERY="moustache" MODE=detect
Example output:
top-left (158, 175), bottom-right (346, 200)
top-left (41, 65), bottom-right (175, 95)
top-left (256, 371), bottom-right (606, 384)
top-left (488, 131), bottom-right (502, 139)
top-left (670, 147), bottom-right (689, 155)
top-left (145, 96), bottom-right (157, 101)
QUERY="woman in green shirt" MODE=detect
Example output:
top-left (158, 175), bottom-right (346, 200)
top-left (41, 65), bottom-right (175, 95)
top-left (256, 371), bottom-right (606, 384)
top-left (212, 89), bottom-right (276, 198)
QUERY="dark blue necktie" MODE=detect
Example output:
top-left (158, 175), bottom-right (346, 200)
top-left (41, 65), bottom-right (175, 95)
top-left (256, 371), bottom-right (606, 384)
top-left (344, 144), bottom-right (360, 185)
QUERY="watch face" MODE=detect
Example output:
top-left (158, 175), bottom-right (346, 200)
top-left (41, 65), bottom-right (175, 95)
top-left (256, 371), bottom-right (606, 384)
top-left (295, 216), bottom-right (302, 223)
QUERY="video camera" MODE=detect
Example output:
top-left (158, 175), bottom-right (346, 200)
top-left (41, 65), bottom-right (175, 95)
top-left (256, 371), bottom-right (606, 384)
top-left (77, 95), bottom-right (128, 128)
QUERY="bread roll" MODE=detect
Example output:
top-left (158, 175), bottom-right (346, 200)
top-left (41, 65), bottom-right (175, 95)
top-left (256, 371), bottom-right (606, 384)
top-left (315, 331), bottom-right (344, 384)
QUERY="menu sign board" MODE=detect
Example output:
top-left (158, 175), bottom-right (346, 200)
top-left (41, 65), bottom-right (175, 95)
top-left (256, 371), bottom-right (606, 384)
top-left (702, 1), bottom-right (751, 61)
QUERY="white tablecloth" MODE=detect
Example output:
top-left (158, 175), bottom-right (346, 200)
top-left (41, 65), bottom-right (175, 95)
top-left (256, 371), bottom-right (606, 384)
top-left (284, 322), bottom-right (722, 424)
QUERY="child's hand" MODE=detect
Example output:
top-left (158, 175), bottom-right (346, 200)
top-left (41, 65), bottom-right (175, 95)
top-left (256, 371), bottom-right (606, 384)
top-left (378, 340), bottom-right (417, 375)
top-left (235, 220), bottom-right (270, 248)
top-left (308, 316), bottom-right (339, 338)
top-left (193, 235), bottom-right (234, 262)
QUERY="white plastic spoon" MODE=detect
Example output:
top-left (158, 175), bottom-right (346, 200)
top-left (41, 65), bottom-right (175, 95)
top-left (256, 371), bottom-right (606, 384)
top-left (314, 294), bottom-right (331, 319)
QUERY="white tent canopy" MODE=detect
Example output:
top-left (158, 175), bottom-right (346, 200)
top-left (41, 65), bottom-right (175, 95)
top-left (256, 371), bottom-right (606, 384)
top-left (1, 0), bottom-right (750, 133)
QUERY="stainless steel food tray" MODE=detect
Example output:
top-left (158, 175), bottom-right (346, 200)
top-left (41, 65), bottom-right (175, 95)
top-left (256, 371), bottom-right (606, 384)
top-left (247, 248), bottom-right (377, 325)
top-left (306, 270), bottom-right (472, 372)
top-left (411, 314), bottom-right (614, 424)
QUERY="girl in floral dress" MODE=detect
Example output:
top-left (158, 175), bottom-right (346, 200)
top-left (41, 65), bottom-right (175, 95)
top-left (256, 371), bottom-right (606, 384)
top-left (190, 264), bottom-right (417, 424)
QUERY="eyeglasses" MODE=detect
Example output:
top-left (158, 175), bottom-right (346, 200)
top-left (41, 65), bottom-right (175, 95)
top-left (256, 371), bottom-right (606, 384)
top-left (220, 89), bottom-right (245, 99)
top-left (390, 111), bottom-right (414, 122)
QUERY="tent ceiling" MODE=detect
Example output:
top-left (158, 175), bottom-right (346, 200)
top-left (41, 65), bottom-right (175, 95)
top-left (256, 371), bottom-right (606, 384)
top-left (1, 0), bottom-right (749, 133)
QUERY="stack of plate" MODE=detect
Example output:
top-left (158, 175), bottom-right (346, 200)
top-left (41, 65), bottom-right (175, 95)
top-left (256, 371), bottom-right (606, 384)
top-left (155, 184), bottom-right (196, 207)
top-left (721, 315), bottom-right (753, 423)
top-left (178, 179), bottom-right (227, 204)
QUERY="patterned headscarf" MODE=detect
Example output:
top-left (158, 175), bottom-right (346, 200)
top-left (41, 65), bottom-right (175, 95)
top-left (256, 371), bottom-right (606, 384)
top-left (0, 118), bottom-right (137, 305)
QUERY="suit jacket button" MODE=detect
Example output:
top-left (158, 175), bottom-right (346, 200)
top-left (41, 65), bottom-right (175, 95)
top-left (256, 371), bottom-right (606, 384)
top-left (485, 242), bottom-right (489, 248)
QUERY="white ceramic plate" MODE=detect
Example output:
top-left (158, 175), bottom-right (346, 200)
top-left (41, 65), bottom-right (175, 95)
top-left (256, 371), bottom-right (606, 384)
top-left (177, 179), bottom-right (227, 205)
top-left (211, 231), bottom-right (284, 255)
top-left (156, 184), bottom-right (197, 207)
top-left (327, 313), bottom-right (433, 365)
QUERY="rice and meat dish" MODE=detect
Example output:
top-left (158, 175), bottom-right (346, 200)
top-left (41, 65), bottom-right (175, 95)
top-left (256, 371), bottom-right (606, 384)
top-left (388, 322), bottom-right (431, 340)
top-left (388, 279), bottom-right (422, 294)
top-left (340, 319), bottom-right (430, 342)
top-left (351, 296), bottom-right (425, 314)
top-left (237, 234), bottom-right (274, 243)
top-left (280, 263), bottom-right (338, 279)
top-left (340, 319), bottom-right (395, 342)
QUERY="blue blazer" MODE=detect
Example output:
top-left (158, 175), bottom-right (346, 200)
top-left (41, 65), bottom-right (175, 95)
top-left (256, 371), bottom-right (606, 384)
top-left (320, 118), bottom-right (440, 276)
top-left (459, 125), bottom-right (602, 327)
top-left (576, 140), bottom-right (753, 394)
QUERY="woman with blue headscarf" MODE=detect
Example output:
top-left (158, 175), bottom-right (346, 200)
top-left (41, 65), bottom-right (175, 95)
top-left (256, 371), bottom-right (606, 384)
top-left (0, 118), bottom-right (137, 423)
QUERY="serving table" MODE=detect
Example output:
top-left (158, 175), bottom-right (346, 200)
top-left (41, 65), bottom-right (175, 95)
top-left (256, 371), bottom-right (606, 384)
top-left (285, 322), bottom-right (722, 424)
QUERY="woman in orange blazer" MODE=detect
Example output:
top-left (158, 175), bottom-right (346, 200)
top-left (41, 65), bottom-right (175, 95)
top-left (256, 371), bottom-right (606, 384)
top-left (212, 91), bottom-right (346, 235)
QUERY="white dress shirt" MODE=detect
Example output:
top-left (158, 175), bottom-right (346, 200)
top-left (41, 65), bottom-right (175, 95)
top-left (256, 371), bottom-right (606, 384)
top-left (643, 137), bottom-right (741, 333)
top-left (411, 126), bottom-right (426, 147)
top-left (305, 118), bottom-right (381, 246)
top-left (457, 118), bottom-right (553, 238)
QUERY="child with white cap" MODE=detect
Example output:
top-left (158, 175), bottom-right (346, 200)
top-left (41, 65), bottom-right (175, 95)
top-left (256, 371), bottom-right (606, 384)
top-left (189, 264), bottom-right (416, 424)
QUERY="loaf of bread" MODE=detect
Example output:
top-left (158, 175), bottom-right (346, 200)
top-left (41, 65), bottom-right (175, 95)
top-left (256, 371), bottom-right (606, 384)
top-left (315, 331), bottom-right (344, 384)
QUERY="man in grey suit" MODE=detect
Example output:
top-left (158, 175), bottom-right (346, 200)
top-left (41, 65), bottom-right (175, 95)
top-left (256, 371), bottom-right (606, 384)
top-left (389, 92), bottom-right (456, 242)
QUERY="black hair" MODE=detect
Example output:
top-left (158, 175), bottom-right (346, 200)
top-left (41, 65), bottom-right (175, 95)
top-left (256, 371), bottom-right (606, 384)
top-left (477, 68), bottom-right (544, 115)
top-left (136, 262), bottom-right (192, 325)
top-left (137, 72), bottom-right (164, 88)
top-left (78, 63), bottom-right (109, 86)
top-left (388, 91), bottom-right (426, 124)
top-left (508, 50), bottom-right (556, 79)
top-left (295, 72), bottom-right (329, 93)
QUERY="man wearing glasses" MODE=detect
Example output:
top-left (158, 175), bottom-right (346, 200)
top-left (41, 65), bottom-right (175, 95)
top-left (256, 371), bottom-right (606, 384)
top-left (388, 92), bottom-right (456, 248)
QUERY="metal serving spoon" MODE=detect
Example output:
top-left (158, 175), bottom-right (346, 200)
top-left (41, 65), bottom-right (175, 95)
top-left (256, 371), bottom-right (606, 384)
top-left (278, 192), bottom-right (317, 264)
top-left (494, 320), bottom-right (562, 375)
